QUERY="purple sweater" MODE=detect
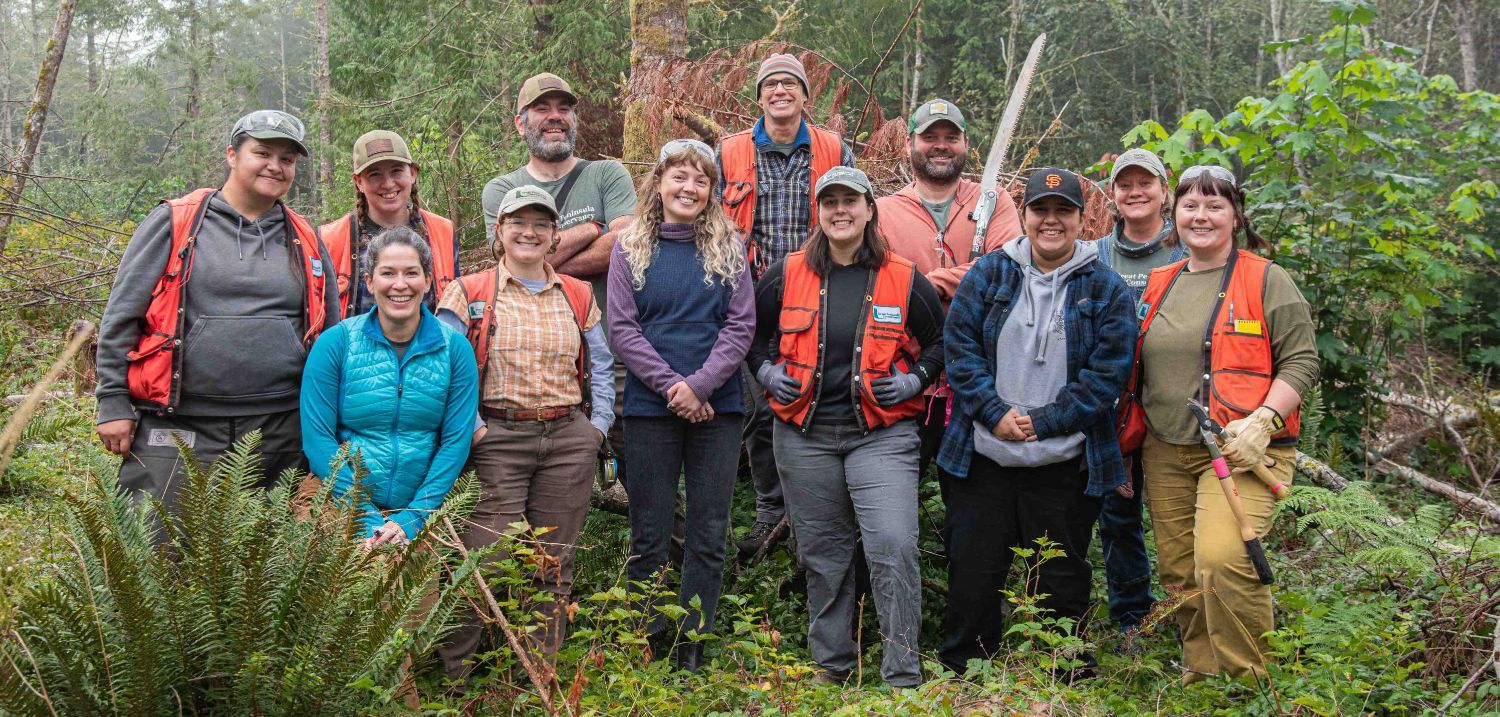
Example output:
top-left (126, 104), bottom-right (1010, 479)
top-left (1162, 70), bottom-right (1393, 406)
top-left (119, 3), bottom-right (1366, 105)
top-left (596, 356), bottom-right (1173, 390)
top-left (607, 224), bottom-right (755, 404)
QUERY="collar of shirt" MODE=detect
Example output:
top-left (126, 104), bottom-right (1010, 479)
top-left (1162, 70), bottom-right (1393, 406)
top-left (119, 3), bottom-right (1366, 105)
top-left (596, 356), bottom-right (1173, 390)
top-left (752, 117), bottom-right (810, 148)
top-left (494, 259), bottom-right (564, 292)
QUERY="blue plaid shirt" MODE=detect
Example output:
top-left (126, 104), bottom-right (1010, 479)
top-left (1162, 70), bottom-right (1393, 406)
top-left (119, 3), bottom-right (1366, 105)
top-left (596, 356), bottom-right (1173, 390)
top-left (716, 119), bottom-right (855, 277)
top-left (938, 247), bottom-right (1137, 496)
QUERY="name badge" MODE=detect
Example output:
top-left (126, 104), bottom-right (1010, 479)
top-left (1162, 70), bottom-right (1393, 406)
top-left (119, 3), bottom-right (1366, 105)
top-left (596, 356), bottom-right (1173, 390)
top-left (872, 305), bottom-right (903, 324)
top-left (310, 258), bottom-right (324, 278)
top-left (468, 301), bottom-right (487, 320)
top-left (1234, 319), bottom-right (1263, 336)
top-left (148, 429), bottom-right (196, 448)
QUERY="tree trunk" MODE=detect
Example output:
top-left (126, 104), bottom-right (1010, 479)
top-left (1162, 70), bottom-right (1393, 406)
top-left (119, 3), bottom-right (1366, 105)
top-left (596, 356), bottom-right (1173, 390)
top-left (1451, 0), bottom-right (1479, 91)
top-left (621, 0), bottom-right (688, 166)
top-left (0, 0), bottom-right (77, 255)
top-left (909, 5), bottom-right (923, 115)
top-left (531, 0), bottom-right (560, 39)
top-left (185, 0), bottom-right (201, 149)
top-left (1004, 0), bottom-right (1022, 89)
top-left (1268, 0), bottom-right (1291, 76)
top-left (315, 0), bottom-right (333, 213)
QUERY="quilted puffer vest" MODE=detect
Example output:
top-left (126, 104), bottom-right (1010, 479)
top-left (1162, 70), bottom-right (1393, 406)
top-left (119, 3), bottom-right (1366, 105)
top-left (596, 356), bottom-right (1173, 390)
top-left (338, 310), bottom-right (459, 512)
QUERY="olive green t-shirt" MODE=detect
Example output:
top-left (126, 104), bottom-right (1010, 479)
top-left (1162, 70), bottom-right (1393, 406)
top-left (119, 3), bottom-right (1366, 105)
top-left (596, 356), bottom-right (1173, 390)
top-left (1140, 262), bottom-right (1319, 444)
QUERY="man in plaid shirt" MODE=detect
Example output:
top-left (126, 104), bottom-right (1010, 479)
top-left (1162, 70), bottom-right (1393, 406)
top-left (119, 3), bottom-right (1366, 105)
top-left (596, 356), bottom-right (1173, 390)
top-left (716, 52), bottom-right (855, 558)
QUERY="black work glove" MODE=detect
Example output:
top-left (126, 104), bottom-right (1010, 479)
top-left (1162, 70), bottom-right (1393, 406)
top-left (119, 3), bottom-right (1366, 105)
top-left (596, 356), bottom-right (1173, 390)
top-left (756, 361), bottom-right (804, 404)
top-left (870, 370), bottom-right (923, 407)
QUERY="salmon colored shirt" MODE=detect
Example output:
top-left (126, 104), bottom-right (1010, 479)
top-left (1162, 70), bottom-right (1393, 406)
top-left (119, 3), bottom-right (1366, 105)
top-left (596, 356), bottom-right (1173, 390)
top-left (875, 179), bottom-right (1023, 303)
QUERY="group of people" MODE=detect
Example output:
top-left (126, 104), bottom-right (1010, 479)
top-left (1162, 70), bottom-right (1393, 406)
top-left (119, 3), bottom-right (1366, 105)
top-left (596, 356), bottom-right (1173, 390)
top-left (94, 52), bottom-right (1316, 691)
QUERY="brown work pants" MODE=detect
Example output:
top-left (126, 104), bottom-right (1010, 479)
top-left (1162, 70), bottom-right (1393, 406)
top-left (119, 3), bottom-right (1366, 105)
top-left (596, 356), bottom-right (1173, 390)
top-left (1141, 434), bottom-right (1295, 678)
top-left (437, 410), bottom-right (599, 681)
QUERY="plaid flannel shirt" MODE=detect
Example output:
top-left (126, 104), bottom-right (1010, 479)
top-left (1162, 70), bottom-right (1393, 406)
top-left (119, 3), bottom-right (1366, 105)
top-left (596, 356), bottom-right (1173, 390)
top-left (937, 247), bottom-right (1137, 496)
top-left (716, 119), bottom-right (856, 278)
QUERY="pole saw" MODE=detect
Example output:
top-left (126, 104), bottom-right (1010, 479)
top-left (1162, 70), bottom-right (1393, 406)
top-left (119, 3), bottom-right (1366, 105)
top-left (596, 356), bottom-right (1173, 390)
top-left (969, 33), bottom-right (1046, 259)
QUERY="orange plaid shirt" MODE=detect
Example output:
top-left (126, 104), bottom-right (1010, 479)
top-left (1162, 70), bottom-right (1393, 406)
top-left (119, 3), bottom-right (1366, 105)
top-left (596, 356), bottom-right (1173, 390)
top-left (438, 262), bottom-right (600, 410)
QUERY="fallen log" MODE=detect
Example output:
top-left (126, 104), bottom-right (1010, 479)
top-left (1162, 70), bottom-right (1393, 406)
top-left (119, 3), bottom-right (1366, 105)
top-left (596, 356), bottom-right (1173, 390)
top-left (0, 320), bottom-right (96, 479)
top-left (1365, 452), bottom-right (1500, 524)
top-left (1294, 451), bottom-right (1351, 492)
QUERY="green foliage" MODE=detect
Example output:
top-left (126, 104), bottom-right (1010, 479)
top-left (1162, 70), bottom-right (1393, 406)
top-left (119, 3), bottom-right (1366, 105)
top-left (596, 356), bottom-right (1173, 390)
top-left (1123, 1), bottom-right (1500, 439)
top-left (0, 433), bottom-right (482, 716)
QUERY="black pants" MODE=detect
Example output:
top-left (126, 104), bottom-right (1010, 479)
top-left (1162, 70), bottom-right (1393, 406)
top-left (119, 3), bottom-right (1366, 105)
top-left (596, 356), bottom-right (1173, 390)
top-left (939, 454), bottom-right (1103, 672)
top-left (917, 392), bottom-right (949, 479)
top-left (118, 409), bottom-right (306, 542)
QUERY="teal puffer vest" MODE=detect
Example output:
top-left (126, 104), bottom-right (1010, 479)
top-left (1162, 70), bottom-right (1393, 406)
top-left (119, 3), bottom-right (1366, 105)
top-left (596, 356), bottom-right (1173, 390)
top-left (339, 311), bottom-right (460, 513)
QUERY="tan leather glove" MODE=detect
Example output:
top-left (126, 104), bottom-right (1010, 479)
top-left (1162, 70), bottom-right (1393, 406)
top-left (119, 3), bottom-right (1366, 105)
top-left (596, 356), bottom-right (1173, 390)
top-left (1219, 407), bottom-right (1281, 470)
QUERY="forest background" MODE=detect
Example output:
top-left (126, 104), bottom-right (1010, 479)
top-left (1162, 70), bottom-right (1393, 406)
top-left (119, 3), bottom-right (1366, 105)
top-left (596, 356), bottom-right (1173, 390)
top-left (0, 0), bottom-right (1498, 714)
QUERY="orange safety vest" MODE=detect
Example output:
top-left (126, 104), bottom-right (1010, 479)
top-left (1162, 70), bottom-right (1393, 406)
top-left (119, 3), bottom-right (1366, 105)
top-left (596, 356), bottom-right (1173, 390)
top-left (1117, 249), bottom-right (1300, 453)
top-left (125, 187), bottom-right (329, 415)
top-left (770, 251), bottom-right (926, 431)
top-left (720, 124), bottom-right (844, 272)
top-left (455, 268), bottom-right (595, 416)
top-left (319, 208), bottom-right (457, 317)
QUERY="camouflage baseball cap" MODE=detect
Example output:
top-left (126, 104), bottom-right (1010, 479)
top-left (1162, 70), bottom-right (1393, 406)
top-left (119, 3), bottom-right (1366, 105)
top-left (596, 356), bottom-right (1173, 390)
top-left (352, 130), bottom-right (416, 174)
top-left (909, 99), bottom-right (965, 135)
top-left (230, 110), bottom-right (308, 155)
top-left (516, 73), bottom-right (578, 114)
top-left (814, 166), bottom-right (874, 200)
top-left (496, 185), bottom-right (559, 220)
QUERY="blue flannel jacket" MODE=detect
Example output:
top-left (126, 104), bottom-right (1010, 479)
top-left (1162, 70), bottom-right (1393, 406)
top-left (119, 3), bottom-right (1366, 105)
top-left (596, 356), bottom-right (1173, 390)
top-left (937, 247), bottom-right (1137, 496)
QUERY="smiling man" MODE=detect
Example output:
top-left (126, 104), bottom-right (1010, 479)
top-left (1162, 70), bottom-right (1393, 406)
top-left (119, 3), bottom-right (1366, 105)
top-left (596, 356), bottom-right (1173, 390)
top-left (877, 99), bottom-right (1022, 476)
top-left (716, 52), bottom-right (856, 559)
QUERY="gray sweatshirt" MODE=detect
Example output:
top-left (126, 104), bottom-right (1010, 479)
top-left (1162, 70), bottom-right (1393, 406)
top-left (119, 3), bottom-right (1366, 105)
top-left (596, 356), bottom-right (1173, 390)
top-left (96, 194), bottom-right (340, 423)
top-left (972, 237), bottom-right (1099, 467)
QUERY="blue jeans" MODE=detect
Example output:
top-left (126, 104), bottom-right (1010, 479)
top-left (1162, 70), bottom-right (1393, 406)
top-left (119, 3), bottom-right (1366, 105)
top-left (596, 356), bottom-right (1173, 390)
top-left (1096, 456), bottom-right (1155, 629)
top-left (623, 414), bottom-right (741, 638)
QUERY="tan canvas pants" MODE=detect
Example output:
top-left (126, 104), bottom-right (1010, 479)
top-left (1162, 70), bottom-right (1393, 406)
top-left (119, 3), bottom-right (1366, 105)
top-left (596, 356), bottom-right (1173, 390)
top-left (1141, 434), bottom-right (1295, 678)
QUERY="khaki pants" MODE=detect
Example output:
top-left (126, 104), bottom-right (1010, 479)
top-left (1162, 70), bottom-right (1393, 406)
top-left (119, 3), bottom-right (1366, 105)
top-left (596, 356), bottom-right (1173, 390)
top-left (1141, 433), bottom-right (1295, 677)
top-left (438, 410), bottom-right (599, 680)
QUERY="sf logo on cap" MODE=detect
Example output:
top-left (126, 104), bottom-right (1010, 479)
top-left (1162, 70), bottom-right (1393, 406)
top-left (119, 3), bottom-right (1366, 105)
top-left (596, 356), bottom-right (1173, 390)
top-left (1045, 173), bottom-right (1062, 188)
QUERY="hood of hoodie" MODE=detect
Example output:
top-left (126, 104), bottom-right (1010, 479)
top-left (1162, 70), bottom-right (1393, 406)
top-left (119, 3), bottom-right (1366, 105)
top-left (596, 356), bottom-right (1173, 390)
top-left (206, 194), bottom-right (287, 261)
top-left (1002, 236), bottom-right (1099, 363)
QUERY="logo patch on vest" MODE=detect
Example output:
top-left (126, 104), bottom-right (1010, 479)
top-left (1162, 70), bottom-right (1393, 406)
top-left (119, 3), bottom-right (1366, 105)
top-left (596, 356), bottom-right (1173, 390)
top-left (468, 301), bottom-right (486, 320)
top-left (1137, 301), bottom-right (1152, 321)
top-left (148, 429), bottom-right (196, 448)
top-left (310, 258), bottom-right (324, 278)
top-left (871, 305), bottom-right (903, 324)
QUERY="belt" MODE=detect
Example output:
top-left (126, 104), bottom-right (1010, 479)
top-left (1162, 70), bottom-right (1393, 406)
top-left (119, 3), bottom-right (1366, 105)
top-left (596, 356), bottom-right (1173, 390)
top-left (481, 404), bottom-right (579, 422)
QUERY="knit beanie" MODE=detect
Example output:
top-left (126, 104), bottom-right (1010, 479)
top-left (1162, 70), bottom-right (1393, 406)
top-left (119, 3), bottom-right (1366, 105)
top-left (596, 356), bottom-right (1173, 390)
top-left (756, 53), bottom-right (809, 95)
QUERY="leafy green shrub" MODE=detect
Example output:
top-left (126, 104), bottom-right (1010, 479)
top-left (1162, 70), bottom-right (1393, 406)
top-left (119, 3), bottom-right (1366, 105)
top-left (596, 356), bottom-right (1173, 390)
top-left (0, 434), bottom-right (482, 716)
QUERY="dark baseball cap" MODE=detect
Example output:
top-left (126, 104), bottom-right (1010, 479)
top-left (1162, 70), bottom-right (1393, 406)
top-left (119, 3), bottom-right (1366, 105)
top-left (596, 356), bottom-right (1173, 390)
top-left (230, 110), bottom-right (308, 156)
top-left (1023, 167), bottom-right (1084, 209)
top-left (909, 99), bottom-right (965, 134)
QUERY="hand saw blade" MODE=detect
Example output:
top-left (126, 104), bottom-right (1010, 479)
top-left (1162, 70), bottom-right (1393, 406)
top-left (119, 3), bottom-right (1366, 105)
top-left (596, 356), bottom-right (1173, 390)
top-left (978, 33), bottom-right (1047, 197)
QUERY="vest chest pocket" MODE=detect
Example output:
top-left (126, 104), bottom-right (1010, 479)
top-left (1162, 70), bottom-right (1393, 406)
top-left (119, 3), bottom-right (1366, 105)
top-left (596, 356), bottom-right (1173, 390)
top-left (723, 181), bottom-right (754, 209)
top-left (777, 306), bottom-right (818, 369)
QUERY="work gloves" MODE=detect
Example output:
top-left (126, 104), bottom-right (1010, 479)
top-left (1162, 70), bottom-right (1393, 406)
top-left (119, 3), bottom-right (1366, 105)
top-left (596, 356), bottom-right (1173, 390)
top-left (756, 361), bottom-right (804, 404)
top-left (1220, 406), bottom-right (1281, 470)
top-left (871, 370), bottom-right (923, 407)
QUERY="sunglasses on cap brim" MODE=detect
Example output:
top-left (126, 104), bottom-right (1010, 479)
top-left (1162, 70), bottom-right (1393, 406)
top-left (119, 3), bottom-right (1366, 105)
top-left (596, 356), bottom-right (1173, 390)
top-left (1179, 165), bottom-right (1238, 187)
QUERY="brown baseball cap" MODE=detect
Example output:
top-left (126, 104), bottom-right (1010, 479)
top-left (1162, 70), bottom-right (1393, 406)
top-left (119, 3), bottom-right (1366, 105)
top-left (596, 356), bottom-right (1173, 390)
top-left (351, 130), bottom-right (416, 175)
top-left (516, 73), bottom-right (578, 114)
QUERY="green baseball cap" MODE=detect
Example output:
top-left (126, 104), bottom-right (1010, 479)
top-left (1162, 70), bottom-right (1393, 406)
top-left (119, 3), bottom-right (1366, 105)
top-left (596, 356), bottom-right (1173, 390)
top-left (495, 185), bottom-right (559, 221)
top-left (352, 130), bottom-right (416, 174)
top-left (909, 99), bottom-right (965, 135)
top-left (814, 166), bottom-right (874, 200)
top-left (230, 110), bottom-right (308, 155)
top-left (516, 72), bottom-right (578, 114)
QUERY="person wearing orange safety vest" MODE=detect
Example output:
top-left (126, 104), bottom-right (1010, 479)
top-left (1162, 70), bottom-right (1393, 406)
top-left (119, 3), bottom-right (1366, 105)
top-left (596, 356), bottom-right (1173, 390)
top-left (433, 185), bottom-right (615, 678)
top-left (716, 51), bottom-right (856, 560)
top-left (95, 110), bottom-right (340, 537)
top-left (746, 167), bottom-right (942, 688)
top-left (318, 130), bottom-right (458, 317)
top-left (1118, 165), bottom-right (1318, 683)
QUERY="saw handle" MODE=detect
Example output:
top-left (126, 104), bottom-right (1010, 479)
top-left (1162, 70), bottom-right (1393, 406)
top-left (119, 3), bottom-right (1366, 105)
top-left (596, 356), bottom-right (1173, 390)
top-left (968, 190), bottom-right (997, 258)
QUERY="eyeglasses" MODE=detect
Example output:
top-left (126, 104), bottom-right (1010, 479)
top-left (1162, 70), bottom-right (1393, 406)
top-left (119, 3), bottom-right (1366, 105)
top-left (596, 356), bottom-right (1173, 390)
top-left (761, 78), bottom-right (802, 92)
top-left (1179, 164), bottom-right (1238, 187)
top-left (500, 218), bottom-right (556, 233)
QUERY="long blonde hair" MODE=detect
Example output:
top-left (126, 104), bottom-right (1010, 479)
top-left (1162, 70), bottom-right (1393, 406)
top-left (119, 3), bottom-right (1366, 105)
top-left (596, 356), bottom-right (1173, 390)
top-left (620, 150), bottom-right (745, 291)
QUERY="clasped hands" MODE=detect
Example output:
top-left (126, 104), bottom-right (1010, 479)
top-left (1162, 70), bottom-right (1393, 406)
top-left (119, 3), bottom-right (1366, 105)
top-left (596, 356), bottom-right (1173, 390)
top-left (991, 408), bottom-right (1039, 442)
top-left (667, 381), bottom-right (715, 423)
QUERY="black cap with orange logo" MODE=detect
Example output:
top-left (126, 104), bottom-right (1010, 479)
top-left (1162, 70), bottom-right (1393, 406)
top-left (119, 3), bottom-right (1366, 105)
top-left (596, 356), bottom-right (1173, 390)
top-left (1022, 167), bottom-right (1085, 209)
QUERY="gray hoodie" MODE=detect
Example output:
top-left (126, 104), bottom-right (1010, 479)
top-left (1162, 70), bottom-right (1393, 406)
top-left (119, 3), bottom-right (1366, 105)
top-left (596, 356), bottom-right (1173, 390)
top-left (96, 194), bottom-right (340, 422)
top-left (972, 236), bottom-right (1099, 467)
